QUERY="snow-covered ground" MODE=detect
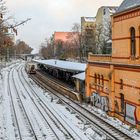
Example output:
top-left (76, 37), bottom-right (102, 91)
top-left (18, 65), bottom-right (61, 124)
top-left (81, 104), bottom-right (140, 140)
top-left (0, 60), bottom-right (140, 140)
top-left (0, 61), bottom-right (105, 140)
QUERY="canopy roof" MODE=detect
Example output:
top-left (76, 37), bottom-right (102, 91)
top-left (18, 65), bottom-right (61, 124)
top-left (72, 72), bottom-right (85, 81)
top-left (33, 59), bottom-right (86, 72)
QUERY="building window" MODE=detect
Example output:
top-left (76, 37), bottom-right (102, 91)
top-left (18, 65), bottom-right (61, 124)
top-left (130, 27), bottom-right (136, 57)
top-left (120, 79), bottom-right (123, 89)
top-left (94, 73), bottom-right (97, 84)
top-left (101, 75), bottom-right (104, 86)
top-left (98, 74), bottom-right (100, 84)
top-left (101, 75), bottom-right (104, 91)
top-left (103, 9), bottom-right (106, 15)
top-left (120, 93), bottom-right (125, 114)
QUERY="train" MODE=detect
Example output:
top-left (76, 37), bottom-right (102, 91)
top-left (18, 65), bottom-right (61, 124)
top-left (25, 62), bottom-right (37, 74)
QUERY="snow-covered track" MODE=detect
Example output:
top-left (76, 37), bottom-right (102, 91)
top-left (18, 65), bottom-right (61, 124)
top-left (18, 68), bottom-right (66, 140)
top-left (15, 65), bottom-right (61, 140)
top-left (30, 71), bottom-right (133, 140)
top-left (7, 69), bottom-right (22, 140)
top-left (8, 67), bottom-right (37, 140)
top-left (19, 65), bottom-right (90, 140)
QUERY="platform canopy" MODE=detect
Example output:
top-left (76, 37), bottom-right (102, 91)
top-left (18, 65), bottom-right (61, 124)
top-left (33, 59), bottom-right (87, 72)
top-left (72, 72), bottom-right (85, 81)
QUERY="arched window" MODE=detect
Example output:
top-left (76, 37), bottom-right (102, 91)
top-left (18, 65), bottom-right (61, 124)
top-left (130, 27), bottom-right (136, 57)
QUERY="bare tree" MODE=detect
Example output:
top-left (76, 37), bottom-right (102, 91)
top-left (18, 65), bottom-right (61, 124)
top-left (81, 24), bottom-right (96, 57)
top-left (95, 21), bottom-right (112, 54)
top-left (95, 23), bottom-right (104, 54)
top-left (0, 0), bottom-right (31, 61)
top-left (39, 37), bottom-right (54, 59)
top-left (67, 23), bottom-right (82, 61)
top-left (39, 45), bottom-right (48, 59)
top-left (15, 40), bottom-right (33, 55)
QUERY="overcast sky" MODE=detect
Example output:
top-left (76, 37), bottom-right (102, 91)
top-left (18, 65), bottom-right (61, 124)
top-left (6, 0), bottom-right (123, 53)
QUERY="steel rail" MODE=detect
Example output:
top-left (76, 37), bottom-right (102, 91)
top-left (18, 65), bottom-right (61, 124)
top-left (7, 68), bottom-right (23, 140)
top-left (18, 66), bottom-right (64, 140)
top-left (11, 67), bottom-right (38, 140)
top-left (21, 66), bottom-right (91, 140)
top-left (30, 71), bottom-right (133, 140)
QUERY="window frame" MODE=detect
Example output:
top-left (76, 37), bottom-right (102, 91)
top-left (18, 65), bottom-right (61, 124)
top-left (130, 27), bottom-right (136, 57)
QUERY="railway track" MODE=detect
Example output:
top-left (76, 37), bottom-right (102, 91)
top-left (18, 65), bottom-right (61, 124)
top-left (30, 70), bottom-right (134, 140)
top-left (15, 65), bottom-right (61, 140)
top-left (8, 66), bottom-right (37, 140)
top-left (7, 68), bottom-right (22, 140)
top-left (20, 65), bottom-right (92, 140)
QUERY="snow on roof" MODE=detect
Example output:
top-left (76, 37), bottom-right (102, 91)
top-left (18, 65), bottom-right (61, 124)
top-left (33, 59), bottom-right (86, 72)
top-left (84, 17), bottom-right (96, 22)
top-left (72, 72), bottom-right (85, 81)
top-left (108, 7), bottom-right (118, 14)
top-left (117, 0), bottom-right (140, 13)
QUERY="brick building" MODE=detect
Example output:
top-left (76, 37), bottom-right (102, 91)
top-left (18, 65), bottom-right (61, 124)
top-left (86, 0), bottom-right (140, 129)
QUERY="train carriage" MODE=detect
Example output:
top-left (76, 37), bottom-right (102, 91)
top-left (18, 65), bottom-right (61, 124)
top-left (26, 62), bottom-right (37, 74)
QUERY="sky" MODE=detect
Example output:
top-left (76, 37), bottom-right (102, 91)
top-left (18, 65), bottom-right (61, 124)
top-left (6, 0), bottom-right (123, 53)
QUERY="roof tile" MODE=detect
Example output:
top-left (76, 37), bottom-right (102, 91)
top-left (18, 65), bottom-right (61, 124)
top-left (117, 0), bottom-right (140, 13)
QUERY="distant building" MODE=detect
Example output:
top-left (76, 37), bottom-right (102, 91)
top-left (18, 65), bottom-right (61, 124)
top-left (81, 17), bottom-right (96, 58)
top-left (86, 0), bottom-right (140, 129)
top-left (96, 6), bottom-right (118, 26)
top-left (95, 6), bottom-right (118, 54)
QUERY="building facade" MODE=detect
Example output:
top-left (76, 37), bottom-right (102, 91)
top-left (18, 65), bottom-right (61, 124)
top-left (96, 6), bottom-right (118, 27)
top-left (95, 6), bottom-right (118, 54)
top-left (86, 0), bottom-right (140, 129)
top-left (81, 17), bottom-right (96, 58)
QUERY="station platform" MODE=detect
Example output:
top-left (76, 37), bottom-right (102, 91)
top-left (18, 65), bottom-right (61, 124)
top-left (33, 59), bottom-right (86, 99)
